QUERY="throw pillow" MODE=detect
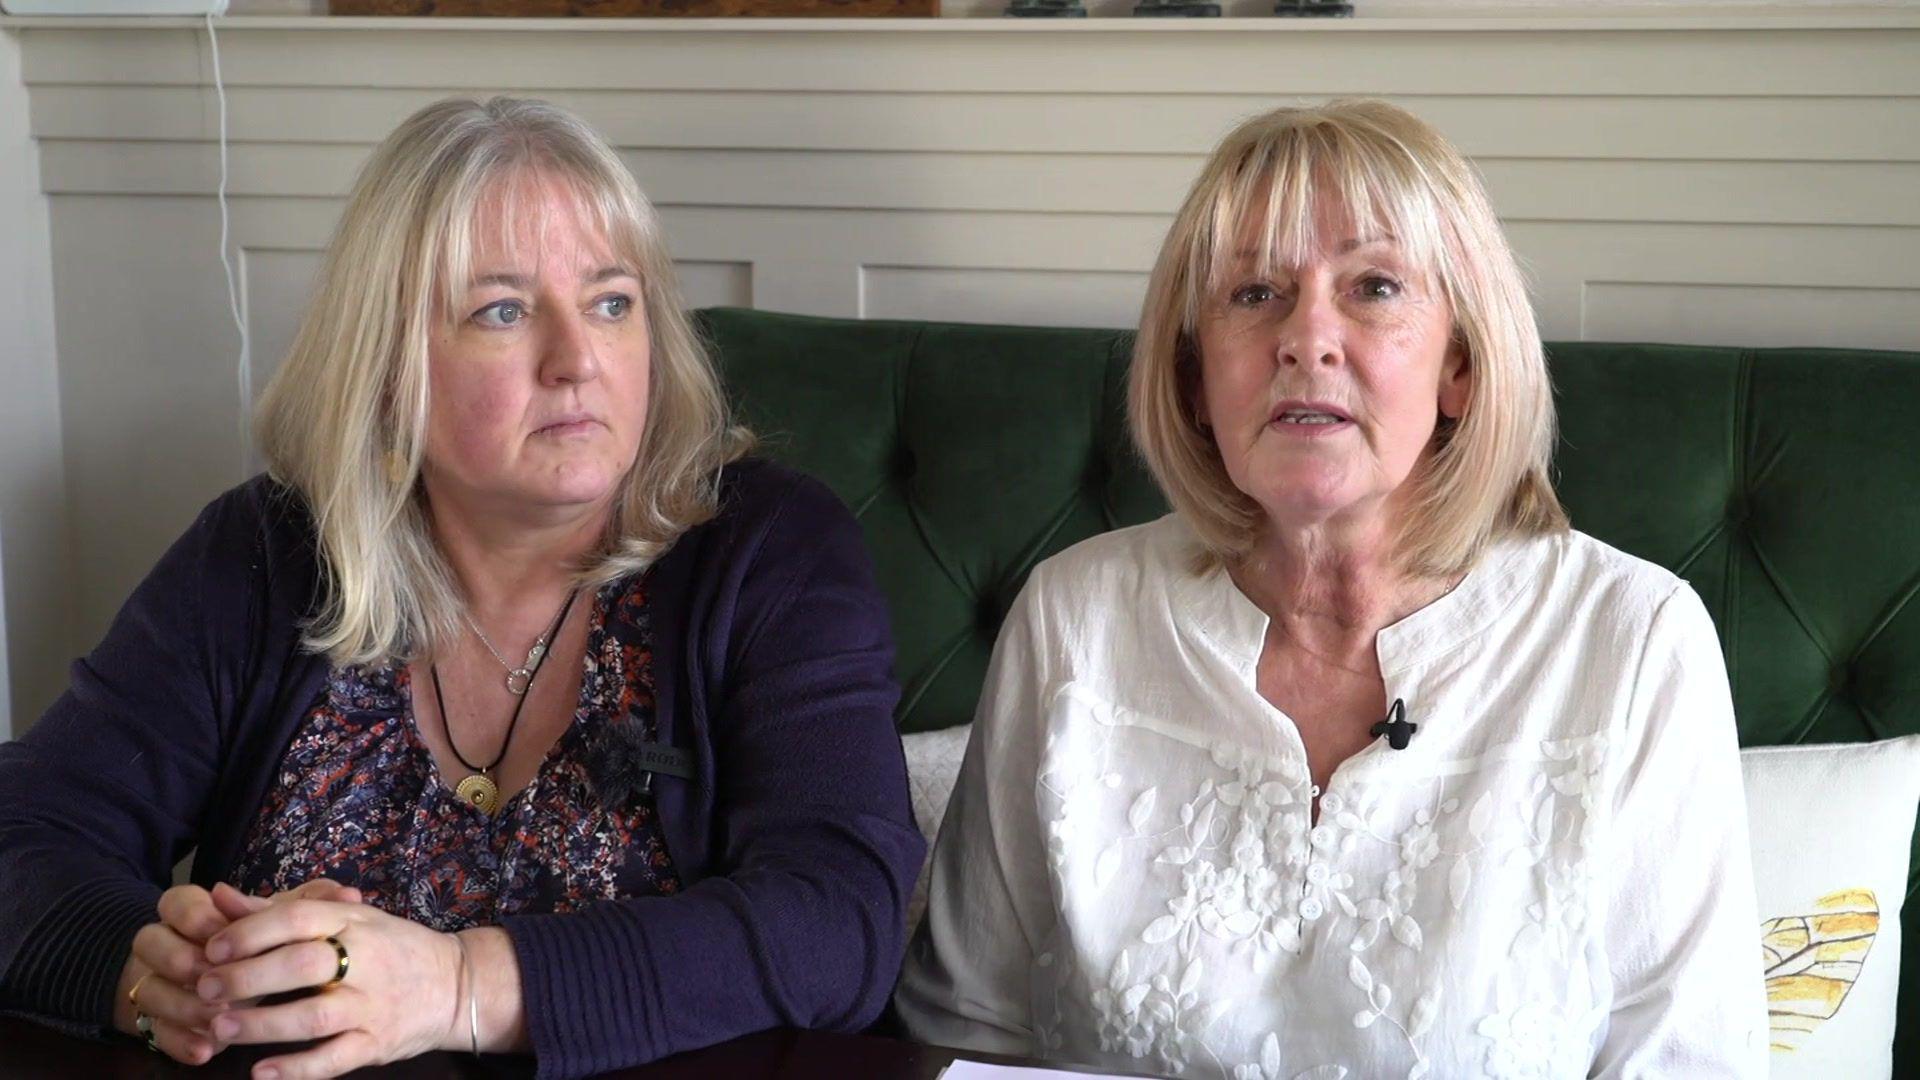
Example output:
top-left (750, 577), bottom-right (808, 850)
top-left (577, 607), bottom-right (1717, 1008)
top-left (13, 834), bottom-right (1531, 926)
top-left (1743, 736), bottom-right (1920, 1078)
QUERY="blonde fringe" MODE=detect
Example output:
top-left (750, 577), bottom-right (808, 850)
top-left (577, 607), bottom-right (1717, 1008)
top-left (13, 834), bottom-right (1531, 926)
top-left (1128, 99), bottom-right (1567, 579)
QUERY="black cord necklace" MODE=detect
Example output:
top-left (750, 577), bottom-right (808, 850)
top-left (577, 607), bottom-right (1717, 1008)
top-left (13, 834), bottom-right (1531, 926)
top-left (430, 588), bottom-right (578, 816)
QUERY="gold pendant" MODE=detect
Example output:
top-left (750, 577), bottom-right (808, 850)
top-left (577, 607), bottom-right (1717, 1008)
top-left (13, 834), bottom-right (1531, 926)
top-left (455, 773), bottom-right (501, 815)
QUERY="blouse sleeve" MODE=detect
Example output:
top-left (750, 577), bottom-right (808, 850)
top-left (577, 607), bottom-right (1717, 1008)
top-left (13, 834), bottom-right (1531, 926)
top-left (893, 571), bottom-right (1057, 1056)
top-left (501, 474), bottom-right (927, 1080)
top-left (0, 489), bottom-right (258, 1035)
top-left (1591, 582), bottom-right (1769, 1077)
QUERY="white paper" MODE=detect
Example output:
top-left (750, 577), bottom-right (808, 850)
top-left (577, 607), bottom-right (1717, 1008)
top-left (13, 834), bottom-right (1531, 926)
top-left (940, 1060), bottom-right (1151, 1080)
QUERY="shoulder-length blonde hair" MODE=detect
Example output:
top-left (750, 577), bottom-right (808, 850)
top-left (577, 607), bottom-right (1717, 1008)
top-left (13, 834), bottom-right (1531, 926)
top-left (1129, 99), bottom-right (1565, 577)
top-left (256, 96), bottom-right (752, 667)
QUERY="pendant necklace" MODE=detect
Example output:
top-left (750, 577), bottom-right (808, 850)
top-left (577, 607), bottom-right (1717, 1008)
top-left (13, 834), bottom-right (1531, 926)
top-left (464, 594), bottom-right (571, 696)
top-left (468, 599), bottom-right (560, 691)
top-left (431, 589), bottom-right (579, 815)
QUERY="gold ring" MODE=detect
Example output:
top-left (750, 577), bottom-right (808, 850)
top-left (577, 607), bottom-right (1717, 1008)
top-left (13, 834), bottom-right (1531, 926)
top-left (321, 935), bottom-right (350, 990)
top-left (129, 972), bottom-right (161, 1051)
top-left (127, 971), bottom-right (157, 1010)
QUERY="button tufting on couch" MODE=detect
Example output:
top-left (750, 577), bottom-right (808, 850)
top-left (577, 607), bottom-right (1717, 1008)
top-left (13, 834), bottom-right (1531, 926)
top-left (696, 305), bottom-right (1920, 1070)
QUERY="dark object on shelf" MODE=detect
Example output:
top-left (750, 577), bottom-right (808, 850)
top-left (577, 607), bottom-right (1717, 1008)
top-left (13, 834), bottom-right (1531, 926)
top-left (1005, 0), bottom-right (1086, 15)
top-left (330, 0), bottom-right (937, 15)
top-left (1134, 0), bottom-right (1219, 15)
top-left (1274, 0), bottom-right (1351, 14)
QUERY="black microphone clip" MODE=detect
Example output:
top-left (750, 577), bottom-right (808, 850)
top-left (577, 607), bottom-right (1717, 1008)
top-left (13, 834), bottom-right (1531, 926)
top-left (1370, 698), bottom-right (1417, 750)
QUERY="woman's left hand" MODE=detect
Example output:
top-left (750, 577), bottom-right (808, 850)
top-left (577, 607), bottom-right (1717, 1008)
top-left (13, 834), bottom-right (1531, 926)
top-left (194, 897), bottom-right (465, 1080)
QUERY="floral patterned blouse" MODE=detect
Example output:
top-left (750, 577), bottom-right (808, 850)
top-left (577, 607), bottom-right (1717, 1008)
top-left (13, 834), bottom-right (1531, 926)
top-left (896, 515), bottom-right (1768, 1080)
top-left (232, 575), bottom-right (680, 930)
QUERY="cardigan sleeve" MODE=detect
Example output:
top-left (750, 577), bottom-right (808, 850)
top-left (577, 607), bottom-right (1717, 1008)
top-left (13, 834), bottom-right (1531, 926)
top-left (1590, 583), bottom-right (1769, 1078)
top-left (501, 474), bottom-right (926, 1080)
top-left (892, 572), bottom-right (1054, 1056)
top-left (0, 487), bottom-right (260, 1035)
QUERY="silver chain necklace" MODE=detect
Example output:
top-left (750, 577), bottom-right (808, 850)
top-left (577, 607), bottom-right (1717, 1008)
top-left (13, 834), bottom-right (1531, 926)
top-left (462, 593), bottom-right (572, 696)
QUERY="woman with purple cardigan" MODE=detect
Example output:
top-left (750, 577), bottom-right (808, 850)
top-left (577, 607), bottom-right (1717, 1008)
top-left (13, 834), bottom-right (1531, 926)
top-left (0, 97), bottom-right (923, 1080)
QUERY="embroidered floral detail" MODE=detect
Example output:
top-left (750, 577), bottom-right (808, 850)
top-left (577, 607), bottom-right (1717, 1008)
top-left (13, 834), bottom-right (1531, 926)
top-left (1029, 687), bottom-right (1621, 1080)
top-left (1131, 748), bottom-right (1309, 958)
top-left (1340, 788), bottom-right (1463, 956)
top-left (1543, 737), bottom-right (1608, 850)
top-left (1032, 947), bottom-right (1075, 1056)
top-left (1475, 1002), bottom-right (1596, 1079)
top-left (1090, 950), bottom-right (1204, 1074)
top-left (1231, 1032), bottom-right (1350, 1080)
top-left (1514, 735), bottom-right (1609, 958)
top-left (1521, 858), bottom-right (1593, 956)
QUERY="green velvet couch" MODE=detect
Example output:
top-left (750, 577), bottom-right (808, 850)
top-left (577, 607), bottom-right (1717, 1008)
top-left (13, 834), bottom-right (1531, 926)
top-left (696, 305), bottom-right (1920, 1070)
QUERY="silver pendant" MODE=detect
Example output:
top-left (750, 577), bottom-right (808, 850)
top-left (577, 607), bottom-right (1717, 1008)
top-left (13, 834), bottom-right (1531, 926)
top-left (505, 668), bottom-right (532, 696)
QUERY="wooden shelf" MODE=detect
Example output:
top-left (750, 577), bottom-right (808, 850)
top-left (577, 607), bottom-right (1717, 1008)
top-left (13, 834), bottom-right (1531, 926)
top-left (6, 7), bottom-right (1920, 30)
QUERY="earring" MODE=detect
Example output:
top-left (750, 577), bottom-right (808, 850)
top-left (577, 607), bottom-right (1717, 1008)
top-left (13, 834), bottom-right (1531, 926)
top-left (385, 449), bottom-right (408, 487)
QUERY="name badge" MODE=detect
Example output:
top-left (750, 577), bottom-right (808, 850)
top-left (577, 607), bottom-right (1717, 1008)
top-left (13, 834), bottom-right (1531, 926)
top-left (634, 742), bottom-right (694, 780)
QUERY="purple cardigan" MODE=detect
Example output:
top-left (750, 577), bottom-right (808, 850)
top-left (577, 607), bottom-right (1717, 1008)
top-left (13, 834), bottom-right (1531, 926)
top-left (0, 460), bottom-right (925, 1079)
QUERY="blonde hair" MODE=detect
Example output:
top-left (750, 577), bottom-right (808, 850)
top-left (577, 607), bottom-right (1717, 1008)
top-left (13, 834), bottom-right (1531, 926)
top-left (1129, 99), bottom-right (1566, 577)
top-left (255, 96), bottom-right (751, 667)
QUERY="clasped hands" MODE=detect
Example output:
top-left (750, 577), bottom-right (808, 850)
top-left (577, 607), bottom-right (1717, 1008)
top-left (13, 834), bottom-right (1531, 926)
top-left (118, 879), bottom-right (468, 1079)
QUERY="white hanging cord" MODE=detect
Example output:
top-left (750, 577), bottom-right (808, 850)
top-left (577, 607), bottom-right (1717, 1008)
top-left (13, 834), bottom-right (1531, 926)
top-left (206, 11), bottom-right (253, 477)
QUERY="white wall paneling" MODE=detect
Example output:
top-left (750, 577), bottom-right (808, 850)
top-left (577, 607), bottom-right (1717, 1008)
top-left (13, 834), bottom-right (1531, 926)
top-left (861, 266), bottom-right (1150, 328)
top-left (207, 1), bottom-right (1920, 18)
top-left (1, 14), bottom-right (1916, 728)
top-left (1582, 282), bottom-right (1920, 352)
top-left (676, 260), bottom-right (754, 310)
top-left (35, 144), bottom-right (1920, 228)
top-left (0, 29), bottom-right (66, 734)
top-left (47, 194), bottom-right (252, 655)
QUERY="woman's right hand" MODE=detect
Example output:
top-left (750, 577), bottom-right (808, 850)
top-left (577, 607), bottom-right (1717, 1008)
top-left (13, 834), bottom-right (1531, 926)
top-left (115, 879), bottom-right (362, 1064)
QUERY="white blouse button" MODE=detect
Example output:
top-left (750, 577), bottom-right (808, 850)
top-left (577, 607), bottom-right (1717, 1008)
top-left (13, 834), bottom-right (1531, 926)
top-left (1309, 826), bottom-right (1333, 849)
top-left (1299, 897), bottom-right (1325, 921)
top-left (1320, 792), bottom-right (1344, 815)
top-left (1306, 863), bottom-right (1330, 885)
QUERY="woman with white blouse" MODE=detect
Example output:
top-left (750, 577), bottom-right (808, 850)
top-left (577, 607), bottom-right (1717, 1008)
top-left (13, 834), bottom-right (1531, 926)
top-left (895, 100), bottom-right (1767, 1079)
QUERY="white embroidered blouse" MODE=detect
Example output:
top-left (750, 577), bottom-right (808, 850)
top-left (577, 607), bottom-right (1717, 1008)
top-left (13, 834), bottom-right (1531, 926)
top-left (895, 515), bottom-right (1768, 1080)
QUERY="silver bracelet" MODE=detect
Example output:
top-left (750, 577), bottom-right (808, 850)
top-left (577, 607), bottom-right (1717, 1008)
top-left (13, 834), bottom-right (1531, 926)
top-left (453, 931), bottom-right (481, 1057)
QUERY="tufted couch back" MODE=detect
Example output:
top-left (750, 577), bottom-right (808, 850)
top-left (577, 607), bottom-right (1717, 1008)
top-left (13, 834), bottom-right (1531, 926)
top-left (697, 305), bottom-right (1920, 1066)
